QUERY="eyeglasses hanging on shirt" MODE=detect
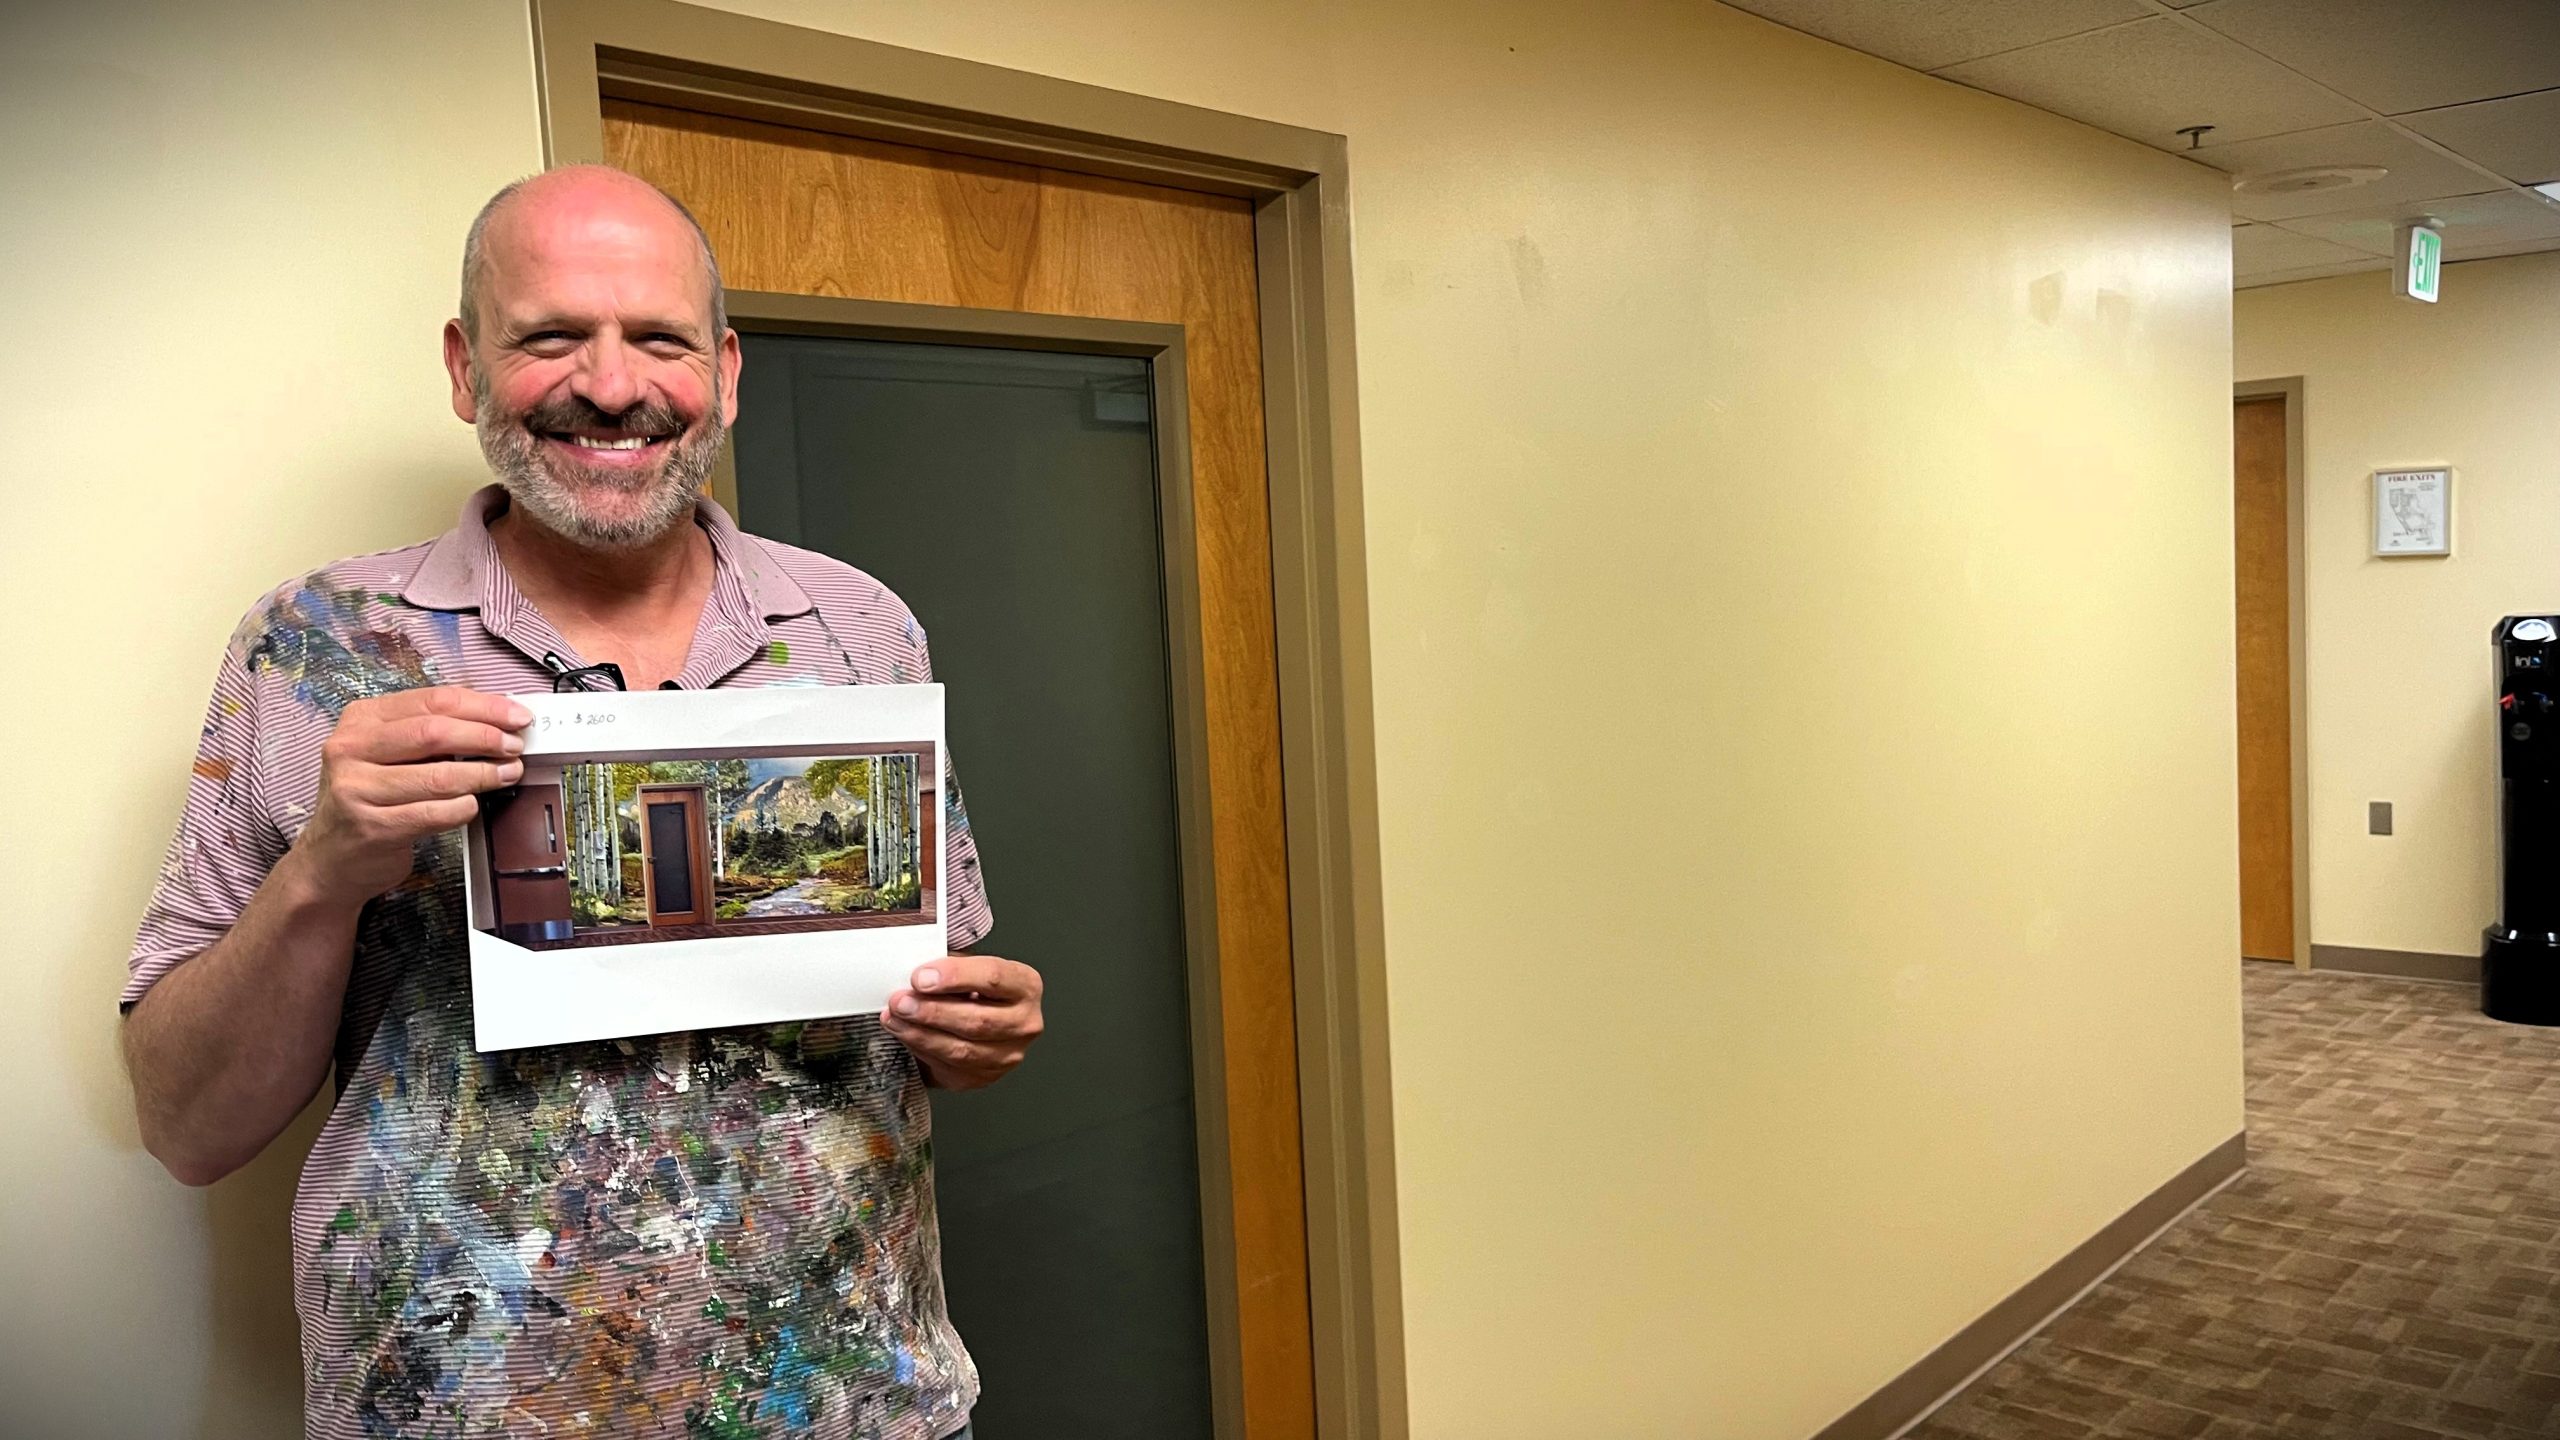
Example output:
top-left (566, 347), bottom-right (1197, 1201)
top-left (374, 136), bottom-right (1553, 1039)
top-left (542, 653), bottom-right (627, 693)
top-left (540, 653), bottom-right (686, 692)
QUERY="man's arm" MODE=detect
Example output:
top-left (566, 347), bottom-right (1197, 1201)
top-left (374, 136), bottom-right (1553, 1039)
top-left (124, 687), bottom-right (529, 1186)
top-left (124, 848), bottom-right (372, 1185)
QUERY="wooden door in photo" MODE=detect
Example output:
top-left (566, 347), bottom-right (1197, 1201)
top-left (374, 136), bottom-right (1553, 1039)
top-left (608, 104), bottom-right (1311, 1439)
top-left (2234, 396), bottom-right (2295, 963)
top-left (639, 783), bottom-right (712, 927)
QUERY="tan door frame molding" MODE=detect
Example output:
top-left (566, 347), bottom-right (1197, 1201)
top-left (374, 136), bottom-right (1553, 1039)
top-left (2233, 377), bottom-right (2313, 970)
top-left (530, 4), bottom-right (1405, 1438)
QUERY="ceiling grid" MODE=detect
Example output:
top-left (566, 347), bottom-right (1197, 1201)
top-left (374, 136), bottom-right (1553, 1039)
top-left (1718, 0), bottom-right (2560, 287)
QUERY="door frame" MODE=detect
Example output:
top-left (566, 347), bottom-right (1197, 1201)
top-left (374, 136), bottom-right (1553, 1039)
top-left (2233, 377), bottom-right (2313, 969)
top-left (530, 5), bottom-right (1404, 1438)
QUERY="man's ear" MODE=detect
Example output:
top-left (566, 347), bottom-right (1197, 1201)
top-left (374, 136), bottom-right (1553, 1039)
top-left (442, 320), bottom-right (480, 423)
top-left (717, 327), bottom-right (742, 427)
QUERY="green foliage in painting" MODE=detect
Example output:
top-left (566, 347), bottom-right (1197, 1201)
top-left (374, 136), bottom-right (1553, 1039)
top-left (803, 756), bottom-right (871, 803)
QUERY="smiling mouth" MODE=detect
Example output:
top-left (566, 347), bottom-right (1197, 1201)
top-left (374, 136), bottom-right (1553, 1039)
top-left (540, 430), bottom-right (673, 454)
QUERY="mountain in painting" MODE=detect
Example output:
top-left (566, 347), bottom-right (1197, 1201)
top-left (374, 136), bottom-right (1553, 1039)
top-left (726, 774), bottom-right (864, 832)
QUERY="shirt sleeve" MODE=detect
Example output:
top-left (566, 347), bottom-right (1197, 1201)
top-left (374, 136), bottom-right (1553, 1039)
top-left (914, 626), bottom-right (995, 951)
top-left (125, 606), bottom-right (293, 1010)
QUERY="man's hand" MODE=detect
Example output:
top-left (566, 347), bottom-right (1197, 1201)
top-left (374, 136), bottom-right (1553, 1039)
top-left (882, 956), bottom-right (1045, 1090)
top-left (289, 686), bottom-right (530, 910)
top-left (128, 684), bottom-right (531, 1186)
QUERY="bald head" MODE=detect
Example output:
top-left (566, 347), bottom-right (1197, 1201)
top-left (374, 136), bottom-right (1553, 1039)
top-left (457, 164), bottom-right (725, 344)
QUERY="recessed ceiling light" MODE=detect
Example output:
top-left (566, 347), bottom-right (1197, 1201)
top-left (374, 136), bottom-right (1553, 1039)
top-left (2233, 165), bottom-right (2389, 197)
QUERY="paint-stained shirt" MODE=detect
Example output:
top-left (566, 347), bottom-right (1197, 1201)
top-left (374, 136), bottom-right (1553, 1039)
top-left (127, 485), bottom-right (993, 1440)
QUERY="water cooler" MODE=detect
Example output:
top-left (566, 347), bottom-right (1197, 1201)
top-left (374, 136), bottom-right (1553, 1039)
top-left (2483, 614), bottom-right (2560, 1025)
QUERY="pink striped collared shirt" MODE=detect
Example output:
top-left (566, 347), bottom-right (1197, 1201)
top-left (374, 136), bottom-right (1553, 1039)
top-left (131, 485), bottom-right (991, 1440)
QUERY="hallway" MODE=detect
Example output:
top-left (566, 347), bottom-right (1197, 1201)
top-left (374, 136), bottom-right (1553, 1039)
top-left (1912, 967), bottom-right (2560, 1440)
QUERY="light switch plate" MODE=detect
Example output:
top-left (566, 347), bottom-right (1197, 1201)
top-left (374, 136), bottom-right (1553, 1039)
top-left (2369, 801), bottom-right (2393, 836)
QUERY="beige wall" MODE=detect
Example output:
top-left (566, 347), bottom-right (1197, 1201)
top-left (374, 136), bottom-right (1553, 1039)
top-left (2236, 253), bottom-right (2560, 963)
top-left (0, 4), bottom-right (540, 1438)
top-left (1, 2), bottom-right (2243, 1437)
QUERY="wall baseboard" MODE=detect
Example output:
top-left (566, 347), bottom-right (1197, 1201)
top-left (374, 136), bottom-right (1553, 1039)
top-left (2309, 943), bottom-right (2479, 984)
top-left (1808, 1132), bottom-right (2248, 1440)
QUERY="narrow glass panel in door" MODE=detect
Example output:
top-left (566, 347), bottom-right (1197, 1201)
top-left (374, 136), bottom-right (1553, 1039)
top-left (731, 333), bottom-right (1211, 1438)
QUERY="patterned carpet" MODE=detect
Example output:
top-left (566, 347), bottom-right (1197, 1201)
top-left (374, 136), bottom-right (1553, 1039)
top-left (1907, 965), bottom-right (2560, 1440)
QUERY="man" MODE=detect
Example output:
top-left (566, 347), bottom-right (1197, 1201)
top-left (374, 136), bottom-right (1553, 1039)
top-left (121, 165), bottom-right (1040, 1439)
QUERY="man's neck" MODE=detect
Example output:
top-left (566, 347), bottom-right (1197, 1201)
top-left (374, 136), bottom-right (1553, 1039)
top-left (488, 498), bottom-right (717, 689)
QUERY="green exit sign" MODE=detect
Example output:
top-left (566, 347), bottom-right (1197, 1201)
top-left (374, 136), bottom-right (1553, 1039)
top-left (2395, 223), bottom-right (2442, 303)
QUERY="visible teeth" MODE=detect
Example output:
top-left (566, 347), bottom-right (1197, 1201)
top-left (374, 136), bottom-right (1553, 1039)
top-left (564, 435), bottom-right (653, 450)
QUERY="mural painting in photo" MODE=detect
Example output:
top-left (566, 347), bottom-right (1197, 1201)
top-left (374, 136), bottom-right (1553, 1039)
top-left (479, 746), bottom-right (940, 949)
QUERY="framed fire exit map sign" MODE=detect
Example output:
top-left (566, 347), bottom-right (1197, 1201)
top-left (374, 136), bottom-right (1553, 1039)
top-left (2373, 467), bottom-right (2453, 557)
top-left (463, 684), bottom-right (949, 1051)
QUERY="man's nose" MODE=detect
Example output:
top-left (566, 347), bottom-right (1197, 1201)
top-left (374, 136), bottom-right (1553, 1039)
top-left (571, 334), bottom-right (643, 415)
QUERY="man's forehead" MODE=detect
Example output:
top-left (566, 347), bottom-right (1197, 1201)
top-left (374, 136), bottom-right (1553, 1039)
top-left (478, 189), bottom-right (714, 319)
top-left (485, 200), bottom-right (697, 279)
top-left (491, 167), bottom-right (694, 242)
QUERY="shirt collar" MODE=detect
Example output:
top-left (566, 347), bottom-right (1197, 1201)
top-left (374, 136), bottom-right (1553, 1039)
top-left (399, 484), bottom-right (815, 623)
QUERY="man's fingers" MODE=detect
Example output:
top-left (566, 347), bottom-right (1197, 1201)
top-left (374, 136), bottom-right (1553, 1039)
top-left (339, 795), bottom-right (482, 843)
top-left (907, 956), bottom-right (1039, 1002)
top-left (359, 757), bottom-right (525, 805)
top-left (882, 1013), bottom-right (1009, 1076)
top-left (880, 1009), bottom-right (938, 1050)
top-left (341, 713), bottom-right (526, 765)
top-left (887, 992), bottom-right (1037, 1042)
top-left (359, 686), bottom-right (534, 730)
top-left (392, 795), bottom-right (487, 834)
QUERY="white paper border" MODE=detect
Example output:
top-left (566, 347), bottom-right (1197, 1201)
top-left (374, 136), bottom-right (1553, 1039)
top-left (466, 685), bottom-right (948, 1051)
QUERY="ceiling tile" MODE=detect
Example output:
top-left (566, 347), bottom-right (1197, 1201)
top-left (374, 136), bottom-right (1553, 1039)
top-left (2184, 0), bottom-right (2560, 115)
top-left (2236, 257), bottom-right (2391, 289)
top-left (2445, 236), bottom-right (2560, 264)
top-left (2275, 189), bottom-right (2560, 259)
top-left (2195, 121), bottom-right (2507, 221)
top-left (2402, 88), bottom-right (2560, 186)
top-left (1935, 16), bottom-right (2362, 150)
top-left (2233, 221), bottom-right (2374, 273)
top-left (1712, 0), bottom-right (2149, 72)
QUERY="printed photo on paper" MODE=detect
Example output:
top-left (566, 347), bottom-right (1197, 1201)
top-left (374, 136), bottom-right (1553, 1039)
top-left (479, 748), bottom-right (940, 949)
top-left (461, 684), bottom-right (950, 1052)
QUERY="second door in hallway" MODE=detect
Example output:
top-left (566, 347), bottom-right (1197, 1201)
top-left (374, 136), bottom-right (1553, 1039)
top-left (2235, 394), bottom-right (2295, 963)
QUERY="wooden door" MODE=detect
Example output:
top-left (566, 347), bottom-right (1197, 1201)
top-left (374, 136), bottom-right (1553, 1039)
top-left (607, 104), bottom-right (1312, 1437)
top-left (639, 784), bottom-right (711, 927)
top-left (2234, 397), bottom-right (2295, 962)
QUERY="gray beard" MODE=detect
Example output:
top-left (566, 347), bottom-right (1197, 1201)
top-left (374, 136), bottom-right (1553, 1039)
top-left (474, 380), bottom-right (725, 551)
